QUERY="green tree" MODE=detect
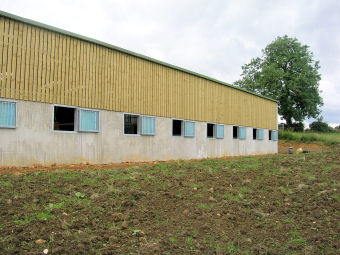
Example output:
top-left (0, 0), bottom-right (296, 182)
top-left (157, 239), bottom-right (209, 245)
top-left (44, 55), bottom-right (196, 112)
top-left (309, 118), bottom-right (332, 133)
top-left (234, 35), bottom-right (323, 127)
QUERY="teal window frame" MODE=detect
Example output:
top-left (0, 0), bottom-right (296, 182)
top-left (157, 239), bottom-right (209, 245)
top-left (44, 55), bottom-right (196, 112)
top-left (216, 124), bottom-right (224, 139)
top-left (78, 109), bottom-right (99, 132)
top-left (239, 126), bottom-right (247, 139)
top-left (257, 128), bottom-right (264, 140)
top-left (273, 130), bottom-right (278, 141)
top-left (184, 121), bottom-right (195, 137)
top-left (141, 116), bottom-right (156, 136)
top-left (0, 100), bottom-right (17, 128)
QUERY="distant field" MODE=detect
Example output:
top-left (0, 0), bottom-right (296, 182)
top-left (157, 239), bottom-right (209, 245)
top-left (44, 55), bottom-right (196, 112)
top-left (1, 147), bottom-right (339, 254)
top-left (279, 130), bottom-right (340, 145)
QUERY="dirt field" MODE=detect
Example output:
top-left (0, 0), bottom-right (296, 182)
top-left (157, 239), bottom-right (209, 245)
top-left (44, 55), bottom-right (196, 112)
top-left (0, 145), bottom-right (339, 254)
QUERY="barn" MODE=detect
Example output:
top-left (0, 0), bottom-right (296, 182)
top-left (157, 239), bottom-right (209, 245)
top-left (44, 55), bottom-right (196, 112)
top-left (0, 11), bottom-right (278, 167)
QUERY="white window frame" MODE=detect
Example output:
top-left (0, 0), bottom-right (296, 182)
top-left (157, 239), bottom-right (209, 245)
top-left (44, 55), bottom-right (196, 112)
top-left (0, 99), bottom-right (17, 129)
top-left (78, 108), bottom-right (100, 133)
top-left (123, 113), bottom-right (140, 136)
top-left (207, 123), bottom-right (215, 139)
top-left (52, 104), bottom-right (78, 134)
top-left (172, 118), bottom-right (183, 137)
top-left (269, 130), bottom-right (272, 141)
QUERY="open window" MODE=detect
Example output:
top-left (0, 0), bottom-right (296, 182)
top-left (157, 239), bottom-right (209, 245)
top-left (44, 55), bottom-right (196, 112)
top-left (0, 100), bottom-right (16, 128)
top-left (253, 128), bottom-right (257, 140)
top-left (269, 130), bottom-right (272, 140)
top-left (54, 106), bottom-right (76, 131)
top-left (172, 119), bottom-right (183, 136)
top-left (233, 126), bottom-right (238, 139)
top-left (124, 114), bottom-right (139, 135)
top-left (207, 123), bottom-right (215, 138)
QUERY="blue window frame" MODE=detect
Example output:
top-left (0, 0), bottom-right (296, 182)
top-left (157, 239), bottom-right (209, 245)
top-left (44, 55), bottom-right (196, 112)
top-left (273, 130), bottom-right (278, 141)
top-left (239, 126), bottom-right (246, 139)
top-left (79, 109), bottom-right (99, 132)
top-left (257, 128), bottom-right (264, 140)
top-left (141, 116), bottom-right (155, 135)
top-left (184, 121), bottom-right (195, 137)
top-left (216, 124), bottom-right (224, 139)
top-left (0, 100), bottom-right (16, 128)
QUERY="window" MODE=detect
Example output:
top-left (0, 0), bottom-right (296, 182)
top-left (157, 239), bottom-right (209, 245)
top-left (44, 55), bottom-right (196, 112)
top-left (257, 129), bottom-right (264, 140)
top-left (172, 119), bottom-right (195, 137)
top-left (239, 126), bottom-right (246, 139)
top-left (233, 126), bottom-right (238, 139)
top-left (79, 109), bottom-right (99, 132)
top-left (269, 130), bottom-right (272, 140)
top-left (184, 121), bottom-right (195, 137)
top-left (207, 123), bottom-right (224, 139)
top-left (216, 125), bottom-right (224, 139)
top-left (253, 128), bottom-right (257, 140)
top-left (54, 106), bottom-right (76, 131)
top-left (234, 126), bottom-right (246, 139)
top-left (273, 130), bottom-right (278, 141)
top-left (207, 123), bottom-right (215, 138)
top-left (141, 116), bottom-right (155, 135)
top-left (124, 114), bottom-right (139, 135)
top-left (0, 100), bottom-right (16, 128)
top-left (172, 119), bottom-right (182, 136)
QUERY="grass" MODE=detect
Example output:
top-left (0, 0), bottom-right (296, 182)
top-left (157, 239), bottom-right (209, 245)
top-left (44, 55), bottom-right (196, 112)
top-left (279, 130), bottom-right (340, 145)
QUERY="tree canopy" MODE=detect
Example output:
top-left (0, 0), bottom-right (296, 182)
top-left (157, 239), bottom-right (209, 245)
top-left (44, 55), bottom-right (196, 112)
top-left (234, 35), bottom-right (323, 126)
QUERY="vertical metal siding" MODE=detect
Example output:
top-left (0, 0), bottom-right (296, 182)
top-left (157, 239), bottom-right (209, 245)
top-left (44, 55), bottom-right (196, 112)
top-left (0, 17), bottom-right (277, 129)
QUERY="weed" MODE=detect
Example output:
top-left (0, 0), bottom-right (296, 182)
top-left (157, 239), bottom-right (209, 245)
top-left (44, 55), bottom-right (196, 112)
top-left (0, 181), bottom-right (13, 188)
top-left (169, 237), bottom-right (177, 243)
top-left (36, 212), bottom-right (54, 221)
top-left (224, 192), bottom-right (240, 202)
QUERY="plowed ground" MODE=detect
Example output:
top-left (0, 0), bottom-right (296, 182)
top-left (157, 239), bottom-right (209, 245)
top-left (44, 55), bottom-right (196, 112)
top-left (0, 146), bottom-right (339, 254)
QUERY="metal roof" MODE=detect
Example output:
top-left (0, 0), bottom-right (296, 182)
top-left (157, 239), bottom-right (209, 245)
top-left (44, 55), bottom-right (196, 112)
top-left (0, 10), bottom-right (277, 103)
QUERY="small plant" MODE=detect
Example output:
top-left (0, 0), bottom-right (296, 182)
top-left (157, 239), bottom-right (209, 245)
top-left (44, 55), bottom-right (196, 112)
top-left (75, 192), bottom-right (86, 199)
top-left (169, 237), bottom-right (177, 243)
top-left (36, 212), bottom-right (54, 221)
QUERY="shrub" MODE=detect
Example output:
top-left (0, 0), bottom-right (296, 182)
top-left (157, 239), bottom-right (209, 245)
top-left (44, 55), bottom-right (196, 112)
top-left (310, 120), bottom-right (332, 133)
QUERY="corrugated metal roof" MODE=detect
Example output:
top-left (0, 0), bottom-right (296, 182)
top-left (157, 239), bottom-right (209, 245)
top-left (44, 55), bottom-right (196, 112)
top-left (0, 10), bottom-right (277, 103)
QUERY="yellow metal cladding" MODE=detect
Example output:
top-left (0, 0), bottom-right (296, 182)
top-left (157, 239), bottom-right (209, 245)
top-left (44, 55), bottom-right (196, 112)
top-left (0, 17), bottom-right (277, 129)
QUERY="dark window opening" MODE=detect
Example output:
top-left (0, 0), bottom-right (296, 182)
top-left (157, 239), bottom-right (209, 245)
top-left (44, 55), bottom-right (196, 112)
top-left (269, 130), bottom-right (272, 140)
top-left (124, 114), bottom-right (139, 134)
top-left (207, 123), bottom-right (215, 138)
top-left (54, 106), bottom-right (75, 131)
top-left (233, 126), bottom-right (238, 139)
top-left (253, 128), bottom-right (257, 140)
top-left (172, 119), bottom-right (182, 136)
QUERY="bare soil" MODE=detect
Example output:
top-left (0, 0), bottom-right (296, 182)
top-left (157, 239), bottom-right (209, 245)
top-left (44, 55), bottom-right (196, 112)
top-left (0, 145), bottom-right (339, 254)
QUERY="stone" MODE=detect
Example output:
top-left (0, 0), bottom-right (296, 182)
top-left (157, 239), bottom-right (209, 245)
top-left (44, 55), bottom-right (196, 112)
top-left (109, 235), bottom-right (118, 243)
top-left (297, 183), bottom-right (308, 190)
top-left (112, 212), bottom-right (124, 222)
top-left (183, 209), bottom-right (190, 216)
top-left (252, 209), bottom-right (269, 218)
top-left (121, 221), bottom-right (129, 229)
top-left (35, 239), bottom-right (46, 245)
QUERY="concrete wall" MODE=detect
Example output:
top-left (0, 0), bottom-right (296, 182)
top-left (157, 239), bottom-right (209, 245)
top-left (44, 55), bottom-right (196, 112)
top-left (0, 100), bottom-right (278, 167)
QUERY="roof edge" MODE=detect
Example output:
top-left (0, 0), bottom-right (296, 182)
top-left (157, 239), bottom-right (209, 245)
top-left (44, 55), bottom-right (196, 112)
top-left (0, 10), bottom-right (277, 103)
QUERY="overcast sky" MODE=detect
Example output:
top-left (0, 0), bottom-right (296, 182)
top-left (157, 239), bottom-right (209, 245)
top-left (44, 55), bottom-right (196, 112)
top-left (1, 0), bottom-right (339, 127)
